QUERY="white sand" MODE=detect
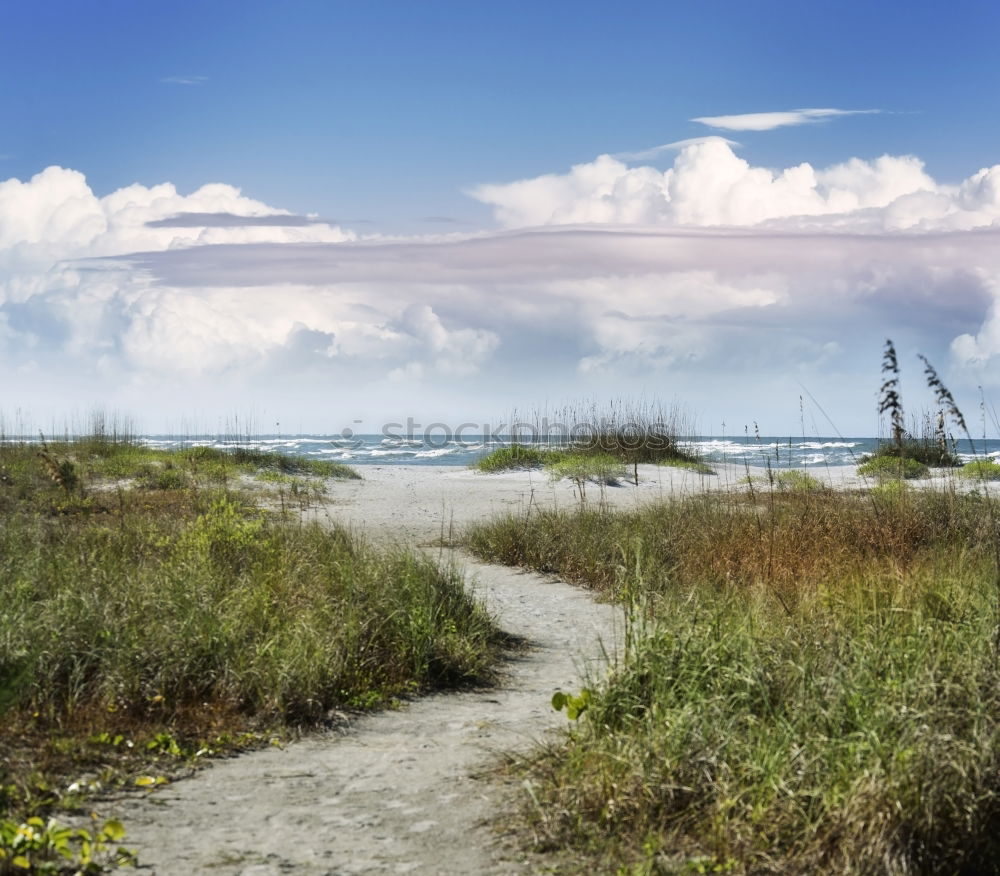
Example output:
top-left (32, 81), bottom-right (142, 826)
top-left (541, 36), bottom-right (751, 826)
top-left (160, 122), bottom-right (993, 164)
top-left (303, 462), bottom-right (875, 545)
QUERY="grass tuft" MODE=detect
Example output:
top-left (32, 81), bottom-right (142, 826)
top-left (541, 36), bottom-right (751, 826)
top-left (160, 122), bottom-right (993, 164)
top-left (959, 459), bottom-right (1000, 481)
top-left (474, 444), bottom-right (554, 472)
top-left (857, 455), bottom-right (930, 480)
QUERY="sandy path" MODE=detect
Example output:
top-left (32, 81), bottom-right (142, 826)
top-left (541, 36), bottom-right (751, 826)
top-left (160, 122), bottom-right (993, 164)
top-left (103, 467), bottom-right (632, 875)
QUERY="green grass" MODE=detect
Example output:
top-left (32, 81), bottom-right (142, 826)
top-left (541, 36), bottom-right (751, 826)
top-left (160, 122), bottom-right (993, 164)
top-left (474, 441), bottom-right (712, 477)
top-left (474, 400), bottom-right (704, 475)
top-left (466, 489), bottom-right (1000, 873)
top-left (746, 470), bottom-right (826, 492)
top-left (857, 455), bottom-right (930, 480)
top-left (1, 497), bottom-right (499, 723)
top-left (0, 435), bottom-right (500, 865)
top-left (474, 444), bottom-right (711, 488)
top-left (569, 428), bottom-right (703, 467)
top-left (959, 459), bottom-right (1000, 481)
top-left (473, 444), bottom-right (556, 472)
top-left (546, 452), bottom-right (627, 489)
top-left (657, 457), bottom-right (716, 475)
top-left (3, 437), bottom-right (361, 492)
top-left (772, 469), bottom-right (825, 491)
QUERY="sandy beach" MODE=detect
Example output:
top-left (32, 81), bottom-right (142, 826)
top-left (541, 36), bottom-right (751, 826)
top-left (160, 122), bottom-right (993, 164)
top-left (303, 461), bottom-right (883, 545)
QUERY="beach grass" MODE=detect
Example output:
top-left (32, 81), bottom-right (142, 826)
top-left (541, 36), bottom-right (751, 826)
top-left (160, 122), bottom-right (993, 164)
top-left (959, 459), bottom-right (1000, 480)
top-left (473, 399), bottom-right (711, 479)
top-left (857, 454), bottom-right (930, 480)
top-left (0, 434), bottom-right (501, 868)
top-left (860, 429), bottom-right (962, 469)
top-left (473, 444), bottom-right (556, 472)
top-left (466, 485), bottom-right (1000, 873)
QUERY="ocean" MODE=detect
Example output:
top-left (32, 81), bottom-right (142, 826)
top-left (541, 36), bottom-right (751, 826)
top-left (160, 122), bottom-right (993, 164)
top-left (138, 434), bottom-right (1000, 469)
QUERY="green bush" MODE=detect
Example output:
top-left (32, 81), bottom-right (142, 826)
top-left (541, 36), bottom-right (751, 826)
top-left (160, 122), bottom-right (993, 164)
top-left (138, 465), bottom-right (190, 491)
top-left (857, 455), bottom-right (929, 480)
top-left (773, 469), bottom-right (824, 491)
top-left (958, 459), bottom-right (1000, 480)
top-left (474, 444), bottom-right (557, 472)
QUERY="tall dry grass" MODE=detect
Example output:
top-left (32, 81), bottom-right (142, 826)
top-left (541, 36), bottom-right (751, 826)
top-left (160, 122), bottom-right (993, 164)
top-left (468, 486), bottom-right (1000, 873)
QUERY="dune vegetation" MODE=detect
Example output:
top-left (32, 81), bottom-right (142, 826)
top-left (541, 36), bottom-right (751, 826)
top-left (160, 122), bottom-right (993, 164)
top-left (473, 401), bottom-right (713, 482)
top-left (467, 480), bottom-right (1000, 873)
top-left (0, 427), bottom-right (501, 872)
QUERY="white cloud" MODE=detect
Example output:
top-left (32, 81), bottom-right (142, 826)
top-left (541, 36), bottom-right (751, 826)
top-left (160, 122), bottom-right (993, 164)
top-left (159, 75), bottom-right (208, 85)
top-left (693, 107), bottom-right (882, 132)
top-left (393, 304), bottom-right (500, 377)
top-left (952, 278), bottom-right (1000, 366)
top-left (613, 136), bottom-right (741, 162)
top-left (0, 166), bottom-right (351, 270)
top-left (471, 139), bottom-right (1000, 231)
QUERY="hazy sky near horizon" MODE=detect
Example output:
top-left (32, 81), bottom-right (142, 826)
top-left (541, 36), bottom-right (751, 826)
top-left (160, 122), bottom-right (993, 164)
top-left (2, 0), bottom-right (1000, 435)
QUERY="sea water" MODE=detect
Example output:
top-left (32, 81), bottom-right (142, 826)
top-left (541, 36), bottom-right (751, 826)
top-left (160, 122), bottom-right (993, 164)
top-left (139, 434), bottom-right (1000, 469)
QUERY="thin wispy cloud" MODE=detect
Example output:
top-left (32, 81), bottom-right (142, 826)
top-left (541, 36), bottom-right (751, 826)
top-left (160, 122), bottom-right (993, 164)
top-left (614, 136), bottom-right (741, 161)
top-left (147, 211), bottom-right (322, 228)
top-left (418, 216), bottom-right (467, 224)
top-left (693, 108), bottom-right (882, 132)
top-left (159, 75), bottom-right (209, 86)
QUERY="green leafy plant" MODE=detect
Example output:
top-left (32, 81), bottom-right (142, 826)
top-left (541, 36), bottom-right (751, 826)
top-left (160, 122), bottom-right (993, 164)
top-left (0, 816), bottom-right (134, 873)
top-left (551, 688), bottom-right (592, 721)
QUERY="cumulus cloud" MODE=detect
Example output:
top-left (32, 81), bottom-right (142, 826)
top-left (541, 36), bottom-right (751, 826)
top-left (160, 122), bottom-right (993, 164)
top-left (0, 166), bottom-right (351, 270)
top-left (952, 278), bottom-right (1000, 366)
top-left (471, 139), bottom-right (1000, 232)
top-left (119, 223), bottom-right (1000, 390)
top-left (693, 107), bottom-right (882, 132)
top-left (390, 304), bottom-right (500, 379)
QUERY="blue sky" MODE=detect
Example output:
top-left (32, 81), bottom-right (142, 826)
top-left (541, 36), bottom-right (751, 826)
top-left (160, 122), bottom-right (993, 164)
top-left (2, 1), bottom-right (1000, 435)
top-left (4, 0), bottom-right (999, 232)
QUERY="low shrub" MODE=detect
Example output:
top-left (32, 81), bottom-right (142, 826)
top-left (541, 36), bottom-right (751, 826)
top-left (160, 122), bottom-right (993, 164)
top-left (474, 444), bottom-right (556, 472)
top-left (959, 459), bottom-right (1000, 481)
top-left (857, 455), bottom-right (929, 480)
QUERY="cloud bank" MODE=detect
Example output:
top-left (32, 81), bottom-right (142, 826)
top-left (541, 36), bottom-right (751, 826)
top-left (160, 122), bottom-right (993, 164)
top-left (470, 139), bottom-right (1000, 231)
top-left (3, 143), bottom-right (1000, 433)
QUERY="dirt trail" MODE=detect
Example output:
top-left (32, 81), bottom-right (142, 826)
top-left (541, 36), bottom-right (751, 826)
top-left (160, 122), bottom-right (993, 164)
top-left (104, 468), bottom-right (624, 874)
